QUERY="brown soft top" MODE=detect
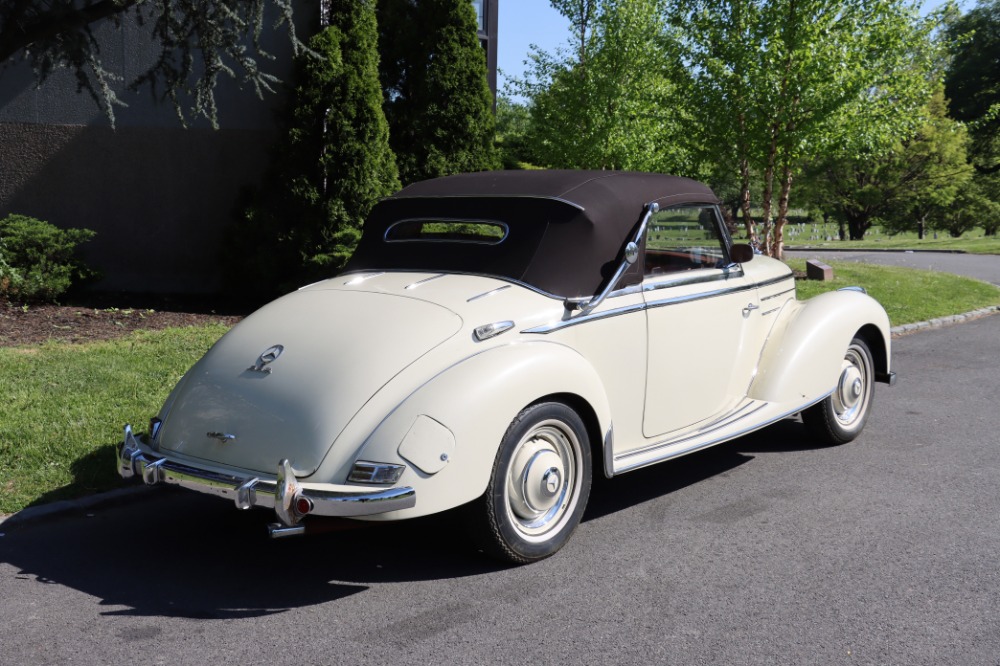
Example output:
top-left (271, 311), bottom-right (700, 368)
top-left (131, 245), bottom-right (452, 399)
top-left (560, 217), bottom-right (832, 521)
top-left (344, 170), bottom-right (720, 298)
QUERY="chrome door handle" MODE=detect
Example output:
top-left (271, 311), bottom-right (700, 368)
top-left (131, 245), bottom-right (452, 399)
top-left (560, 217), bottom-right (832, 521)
top-left (742, 303), bottom-right (759, 318)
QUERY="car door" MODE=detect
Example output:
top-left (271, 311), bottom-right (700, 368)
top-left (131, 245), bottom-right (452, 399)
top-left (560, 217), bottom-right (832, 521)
top-left (640, 205), bottom-right (769, 439)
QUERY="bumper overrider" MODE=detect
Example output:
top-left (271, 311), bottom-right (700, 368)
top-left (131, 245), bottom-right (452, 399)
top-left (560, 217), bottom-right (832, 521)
top-left (117, 425), bottom-right (416, 537)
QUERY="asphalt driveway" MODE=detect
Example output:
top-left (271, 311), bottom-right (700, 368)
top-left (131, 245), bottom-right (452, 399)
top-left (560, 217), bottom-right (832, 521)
top-left (785, 249), bottom-right (1000, 286)
top-left (2, 314), bottom-right (999, 665)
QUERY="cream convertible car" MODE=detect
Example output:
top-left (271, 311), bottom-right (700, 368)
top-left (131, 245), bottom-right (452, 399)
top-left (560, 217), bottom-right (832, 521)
top-left (119, 170), bottom-right (896, 563)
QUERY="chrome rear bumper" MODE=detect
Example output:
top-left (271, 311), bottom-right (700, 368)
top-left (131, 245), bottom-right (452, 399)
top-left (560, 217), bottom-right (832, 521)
top-left (117, 425), bottom-right (416, 536)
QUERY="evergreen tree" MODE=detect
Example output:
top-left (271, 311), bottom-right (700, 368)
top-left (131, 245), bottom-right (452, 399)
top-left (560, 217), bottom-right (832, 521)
top-left (378, 0), bottom-right (499, 184)
top-left (230, 0), bottom-right (399, 298)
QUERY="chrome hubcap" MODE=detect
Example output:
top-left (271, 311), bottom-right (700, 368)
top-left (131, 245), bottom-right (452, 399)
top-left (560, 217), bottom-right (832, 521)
top-left (505, 420), bottom-right (581, 541)
top-left (832, 346), bottom-right (871, 427)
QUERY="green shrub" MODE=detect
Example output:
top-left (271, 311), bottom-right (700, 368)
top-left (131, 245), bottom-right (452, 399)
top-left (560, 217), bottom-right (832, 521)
top-left (0, 214), bottom-right (98, 302)
top-left (228, 4), bottom-right (399, 299)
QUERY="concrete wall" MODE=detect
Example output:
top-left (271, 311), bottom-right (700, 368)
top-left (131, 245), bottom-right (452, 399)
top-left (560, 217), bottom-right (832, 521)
top-left (0, 1), bottom-right (497, 295)
top-left (0, 8), bottom-right (305, 293)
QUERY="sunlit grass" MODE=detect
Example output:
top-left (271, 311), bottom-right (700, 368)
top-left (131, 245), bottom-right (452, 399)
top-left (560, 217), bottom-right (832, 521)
top-left (0, 325), bottom-right (229, 515)
top-left (787, 259), bottom-right (1000, 326)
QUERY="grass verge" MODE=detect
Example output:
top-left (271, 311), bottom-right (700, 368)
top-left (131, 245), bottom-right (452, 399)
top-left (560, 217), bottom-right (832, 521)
top-left (2, 262), bottom-right (1000, 516)
top-left (787, 259), bottom-right (1000, 326)
top-left (0, 324), bottom-right (229, 515)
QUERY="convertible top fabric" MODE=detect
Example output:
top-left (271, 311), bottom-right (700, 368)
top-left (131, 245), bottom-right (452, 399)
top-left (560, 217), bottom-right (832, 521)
top-left (343, 170), bottom-right (720, 298)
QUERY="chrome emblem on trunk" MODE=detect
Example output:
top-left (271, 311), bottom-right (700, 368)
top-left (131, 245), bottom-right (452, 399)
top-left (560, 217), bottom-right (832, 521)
top-left (248, 344), bottom-right (284, 374)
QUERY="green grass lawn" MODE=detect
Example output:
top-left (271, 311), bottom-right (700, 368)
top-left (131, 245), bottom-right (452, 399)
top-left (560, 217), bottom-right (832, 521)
top-left (0, 324), bottom-right (229, 515)
top-left (787, 259), bottom-right (1000, 326)
top-left (2, 261), bottom-right (1000, 516)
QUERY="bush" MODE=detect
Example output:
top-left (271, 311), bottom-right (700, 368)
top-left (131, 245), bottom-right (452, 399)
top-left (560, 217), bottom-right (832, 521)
top-left (0, 214), bottom-right (98, 302)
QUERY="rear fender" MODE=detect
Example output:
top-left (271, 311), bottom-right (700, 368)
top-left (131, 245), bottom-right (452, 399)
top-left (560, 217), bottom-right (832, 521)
top-left (749, 290), bottom-right (891, 406)
top-left (349, 340), bottom-right (612, 520)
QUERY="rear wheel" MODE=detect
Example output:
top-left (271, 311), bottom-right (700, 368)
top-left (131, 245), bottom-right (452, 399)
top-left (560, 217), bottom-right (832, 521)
top-left (468, 402), bottom-right (592, 564)
top-left (802, 337), bottom-right (875, 445)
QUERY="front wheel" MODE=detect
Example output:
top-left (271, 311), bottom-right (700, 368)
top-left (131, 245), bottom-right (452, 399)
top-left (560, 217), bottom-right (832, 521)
top-left (467, 402), bottom-right (592, 564)
top-left (802, 337), bottom-right (875, 445)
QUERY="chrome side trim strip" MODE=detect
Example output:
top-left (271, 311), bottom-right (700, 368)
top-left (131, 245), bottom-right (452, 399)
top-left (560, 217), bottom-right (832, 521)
top-left (343, 272), bottom-right (385, 286)
top-left (467, 284), bottom-right (512, 302)
top-left (613, 390), bottom-right (834, 475)
top-left (761, 287), bottom-right (795, 301)
top-left (405, 274), bottom-right (446, 289)
top-left (622, 400), bottom-right (766, 462)
top-left (756, 272), bottom-right (795, 289)
top-left (641, 266), bottom-right (744, 292)
top-left (522, 301), bottom-right (647, 334)
top-left (761, 306), bottom-right (782, 316)
top-left (523, 280), bottom-right (760, 334)
top-left (643, 281), bottom-right (758, 311)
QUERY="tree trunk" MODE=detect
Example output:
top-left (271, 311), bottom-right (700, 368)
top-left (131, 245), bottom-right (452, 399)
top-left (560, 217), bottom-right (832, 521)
top-left (739, 153), bottom-right (757, 246)
top-left (773, 165), bottom-right (793, 260)
top-left (917, 217), bottom-right (925, 240)
top-left (845, 212), bottom-right (871, 240)
top-left (760, 127), bottom-right (778, 256)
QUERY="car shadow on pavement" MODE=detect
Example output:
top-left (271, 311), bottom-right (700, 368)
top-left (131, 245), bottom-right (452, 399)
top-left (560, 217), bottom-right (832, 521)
top-left (0, 419), bottom-right (821, 619)
top-left (729, 417), bottom-right (840, 453)
top-left (584, 444), bottom-right (754, 522)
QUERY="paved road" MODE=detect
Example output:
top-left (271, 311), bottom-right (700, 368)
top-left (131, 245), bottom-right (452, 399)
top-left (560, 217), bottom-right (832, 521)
top-left (785, 249), bottom-right (1000, 286)
top-left (1, 315), bottom-right (998, 665)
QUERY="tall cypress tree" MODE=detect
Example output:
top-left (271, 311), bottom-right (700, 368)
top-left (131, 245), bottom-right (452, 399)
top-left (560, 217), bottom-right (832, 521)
top-left (379, 0), bottom-right (499, 185)
top-left (231, 0), bottom-right (399, 296)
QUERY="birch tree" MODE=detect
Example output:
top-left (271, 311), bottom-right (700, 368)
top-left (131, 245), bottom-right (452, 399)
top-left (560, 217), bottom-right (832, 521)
top-left (668, 0), bottom-right (941, 257)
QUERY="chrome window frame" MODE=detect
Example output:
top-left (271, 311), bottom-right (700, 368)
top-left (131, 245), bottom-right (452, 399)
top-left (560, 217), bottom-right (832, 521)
top-left (639, 204), bottom-right (735, 281)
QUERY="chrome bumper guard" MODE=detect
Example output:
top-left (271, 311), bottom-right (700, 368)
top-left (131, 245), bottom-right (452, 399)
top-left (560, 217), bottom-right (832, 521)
top-left (118, 425), bottom-right (416, 537)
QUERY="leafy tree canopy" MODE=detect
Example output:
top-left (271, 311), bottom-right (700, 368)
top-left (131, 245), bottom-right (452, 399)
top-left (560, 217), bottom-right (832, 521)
top-left (668, 0), bottom-right (942, 255)
top-left (806, 86), bottom-right (972, 240)
top-left (495, 95), bottom-right (537, 168)
top-left (0, 0), bottom-right (303, 127)
top-left (512, 0), bottom-right (691, 173)
top-left (944, 0), bottom-right (1000, 173)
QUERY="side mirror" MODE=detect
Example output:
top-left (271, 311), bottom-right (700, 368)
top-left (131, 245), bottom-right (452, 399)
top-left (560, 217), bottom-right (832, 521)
top-left (730, 244), bottom-right (754, 264)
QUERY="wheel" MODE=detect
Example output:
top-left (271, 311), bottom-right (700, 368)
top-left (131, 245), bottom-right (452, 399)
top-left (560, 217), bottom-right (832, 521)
top-left (802, 337), bottom-right (875, 445)
top-left (468, 402), bottom-right (592, 564)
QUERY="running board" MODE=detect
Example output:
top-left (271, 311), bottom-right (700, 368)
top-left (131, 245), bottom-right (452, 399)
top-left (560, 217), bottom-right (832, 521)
top-left (612, 394), bottom-right (829, 475)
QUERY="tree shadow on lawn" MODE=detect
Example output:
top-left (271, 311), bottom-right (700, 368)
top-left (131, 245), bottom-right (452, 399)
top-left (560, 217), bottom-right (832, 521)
top-left (0, 418), bottom-right (824, 619)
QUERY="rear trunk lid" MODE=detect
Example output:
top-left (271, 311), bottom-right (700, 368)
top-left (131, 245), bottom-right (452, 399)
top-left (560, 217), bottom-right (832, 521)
top-left (157, 288), bottom-right (462, 476)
